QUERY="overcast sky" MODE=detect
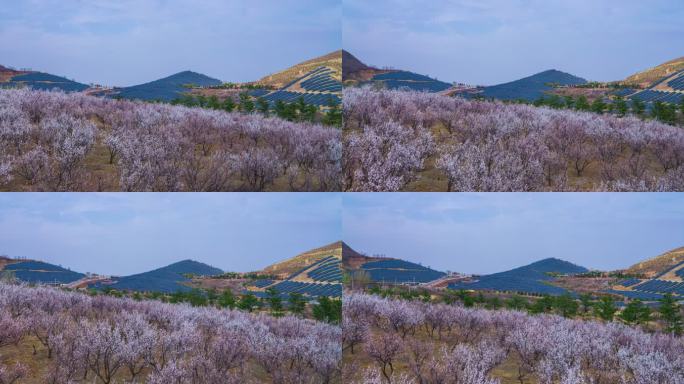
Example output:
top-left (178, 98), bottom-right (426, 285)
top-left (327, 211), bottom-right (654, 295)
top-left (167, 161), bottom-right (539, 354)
top-left (343, 193), bottom-right (684, 275)
top-left (0, 193), bottom-right (342, 276)
top-left (343, 0), bottom-right (684, 85)
top-left (0, 0), bottom-right (341, 86)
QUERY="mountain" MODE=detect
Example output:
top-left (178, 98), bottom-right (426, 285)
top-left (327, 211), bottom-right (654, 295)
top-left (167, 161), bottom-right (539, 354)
top-left (0, 258), bottom-right (84, 284)
top-left (624, 246), bottom-right (684, 279)
top-left (449, 258), bottom-right (589, 296)
top-left (257, 50), bottom-right (342, 89)
top-left (100, 260), bottom-right (223, 293)
top-left (114, 71), bottom-right (222, 101)
top-left (624, 57), bottom-right (684, 87)
top-left (474, 69), bottom-right (587, 101)
top-left (0, 66), bottom-right (89, 93)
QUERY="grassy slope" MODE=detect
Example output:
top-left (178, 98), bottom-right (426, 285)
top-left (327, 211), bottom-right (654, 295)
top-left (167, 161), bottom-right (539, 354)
top-left (624, 57), bottom-right (684, 87)
top-left (625, 246), bottom-right (684, 278)
top-left (261, 241), bottom-right (343, 278)
top-left (256, 51), bottom-right (342, 89)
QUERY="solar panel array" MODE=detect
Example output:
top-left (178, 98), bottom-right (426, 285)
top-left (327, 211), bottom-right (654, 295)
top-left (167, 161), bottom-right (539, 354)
top-left (4, 261), bottom-right (84, 284)
top-left (261, 91), bottom-right (341, 107)
top-left (267, 281), bottom-right (342, 298)
top-left (306, 256), bottom-right (342, 282)
top-left (370, 71), bottom-right (452, 93)
top-left (361, 259), bottom-right (446, 284)
top-left (449, 277), bottom-right (569, 296)
top-left (612, 88), bottom-right (635, 97)
top-left (630, 90), bottom-right (684, 104)
top-left (654, 260), bottom-right (684, 279)
top-left (630, 279), bottom-right (684, 296)
top-left (618, 278), bottom-right (642, 287)
top-left (605, 290), bottom-right (664, 301)
top-left (300, 67), bottom-right (342, 92)
top-left (6, 72), bottom-right (89, 93)
top-left (667, 71), bottom-right (684, 91)
top-left (250, 279), bottom-right (274, 288)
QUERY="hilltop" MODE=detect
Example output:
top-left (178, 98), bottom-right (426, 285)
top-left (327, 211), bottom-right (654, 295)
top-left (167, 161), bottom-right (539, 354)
top-left (243, 242), bottom-right (343, 298)
top-left (449, 257), bottom-right (589, 296)
top-left (99, 260), bottom-right (223, 293)
top-left (342, 50), bottom-right (380, 81)
top-left (624, 56), bottom-right (684, 87)
top-left (473, 69), bottom-right (587, 101)
top-left (341, 51), bottom-right (451, 91)
top-left (112, 71), bottom-right (222, 101)
top-left (624, 246), bottom-right (684, 278)
top-left (342, 243), bottom-right (446, 284)
top-left (261, 241), bottom-right (343, 277)
top-left (257, 50), bottom-right (342, 89)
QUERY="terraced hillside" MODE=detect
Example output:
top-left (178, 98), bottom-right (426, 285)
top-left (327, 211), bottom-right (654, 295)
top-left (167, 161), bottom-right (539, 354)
top-left (625, 246), bottom-right (684, 278)
top-left (0, 65), bottom-right (88, 92)
top-left (0, 258), bottom-right (84, 284)
top-left (245, 242), bottom-right (343, 298)
top-left (602, 246), bottom-right (684, 301)
top-left (260, 65), bottom-right (342, 107)
top-left (257, 50), bottom-right (342, 89)
top-left (94, 260), bottom-right (223, 293)
top-left (261, 241), bottom-right (343, 277)
top-left (624, 56), bottom-right (684, 87)
top-left (449, 258), bottom-right (588, 296)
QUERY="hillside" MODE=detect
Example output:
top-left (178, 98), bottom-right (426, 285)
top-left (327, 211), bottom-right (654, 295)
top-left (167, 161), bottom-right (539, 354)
top-left (341, 243), bottom-right (446, 284)
top-left (99, 260), bottom-right (223, 293)
top-left (342, 50), bottom-right (381, 82)
top-left (449, 258), bottom-right (589, 296)
top-left (624, 56), bottom-right (684, 87)
top-left (473, 69), bottom-right (587, 101)
top-left (112, 71), bottom-right (222, 101)
top-left (261, 241), bottom-right (343, 277)
top-left (0, 65), bottom-right (88, 92)
top-left (0, 259), bottom-right (84, 284)
top-left (245, 242), bottom-right (343, 298)
top-left (257, 50), bottom-right (342, 89)
top-left (625, 246), bottom-right (684, 278)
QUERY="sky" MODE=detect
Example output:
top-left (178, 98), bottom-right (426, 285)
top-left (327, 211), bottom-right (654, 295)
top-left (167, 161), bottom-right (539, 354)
top-left (343, 0), bottom-right (684, 85)
top-left (0, 0), bottom-right (341, 86)
top-left (0, 193), bottom-right (342, 276)
top-left (343, 193), bottom-right (684, 275)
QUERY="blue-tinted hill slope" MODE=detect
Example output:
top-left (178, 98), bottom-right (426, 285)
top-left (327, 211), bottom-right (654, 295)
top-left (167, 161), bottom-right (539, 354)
top-left (449, 258), bottom-right (588, 296)
top-left (4, 260), bottom-right (85, 284)
top-left (102, 259), bottom-right (223, 293)
top-left (115, 71), bottom-right (222, 101)
top-left (478, 69), bottom-right (587, 101)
